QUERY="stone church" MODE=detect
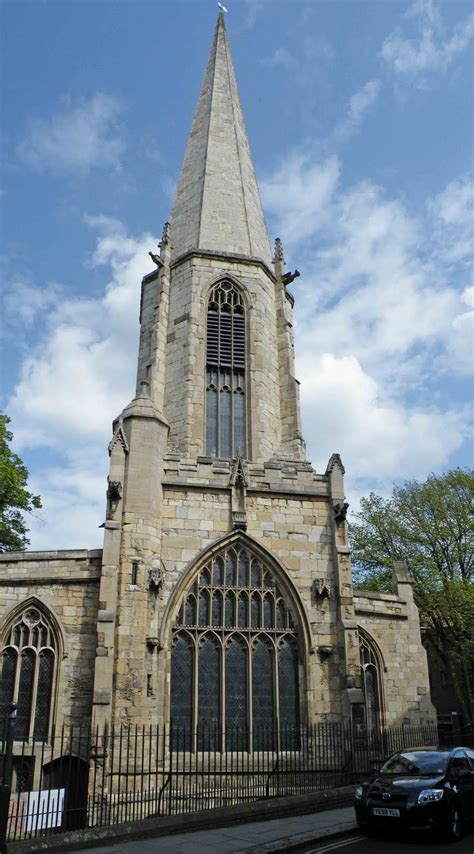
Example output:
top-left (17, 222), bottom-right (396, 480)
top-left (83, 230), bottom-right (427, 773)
top-left (0, 13), bottom-right (435, 755)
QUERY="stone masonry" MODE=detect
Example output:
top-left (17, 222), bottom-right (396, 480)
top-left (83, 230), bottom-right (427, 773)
top-left (0, 11), bottom-right (435, 760)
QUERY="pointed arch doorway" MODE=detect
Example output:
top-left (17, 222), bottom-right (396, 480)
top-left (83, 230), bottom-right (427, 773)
top-left (170, 538), bottom-right (303, 751)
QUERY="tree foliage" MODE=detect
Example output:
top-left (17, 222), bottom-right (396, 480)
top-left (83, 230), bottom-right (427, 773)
top-left (0, 414), bottom-right (41, 553)
top-left (350, 469), bottom-right (474, 723)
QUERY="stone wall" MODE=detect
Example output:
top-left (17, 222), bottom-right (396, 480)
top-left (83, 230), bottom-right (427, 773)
top-left (354, 566), bottom-right (436, 726)
top-left (0, 550), bottom-right (101, 728)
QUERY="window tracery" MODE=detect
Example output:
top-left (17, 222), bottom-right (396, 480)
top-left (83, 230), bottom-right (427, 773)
top-left (1, 606), bottom-right (58, 740)
top-left (171, 543), bottom-right (300, 750)
top-left (206, 281), bottom-right (246, 458)
top-left (359, 629), bottom-right (384, 729)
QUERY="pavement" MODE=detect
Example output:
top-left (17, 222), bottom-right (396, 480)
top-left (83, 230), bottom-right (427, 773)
top-left (71, 806), bottom-right (357, 853)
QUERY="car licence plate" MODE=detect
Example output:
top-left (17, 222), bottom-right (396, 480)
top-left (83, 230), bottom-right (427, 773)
top-left (372, 807), bottom-right (400, 817)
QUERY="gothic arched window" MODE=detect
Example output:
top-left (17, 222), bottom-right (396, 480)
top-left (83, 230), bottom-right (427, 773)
top-left (171, 543), bottom-right (301, 750)
top-left (359, 629), bottom-right (384, 730)
top-left (0, 606), bottom-right (58, 740)
top-left (206, 281), bottom-right (246, 458)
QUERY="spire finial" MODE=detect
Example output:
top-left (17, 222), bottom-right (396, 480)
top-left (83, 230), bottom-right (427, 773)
top-left (160, 221), bottom-right (171, 248)
top-left (274, 237), bottom-right (285, 265)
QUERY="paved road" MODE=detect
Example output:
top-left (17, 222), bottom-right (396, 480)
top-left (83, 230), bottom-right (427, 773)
top-left (302, 825), bottom-right (474, 854)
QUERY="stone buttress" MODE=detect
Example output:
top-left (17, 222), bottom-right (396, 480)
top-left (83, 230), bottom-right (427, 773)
top-left (91, 11), bottom-right (435, 730)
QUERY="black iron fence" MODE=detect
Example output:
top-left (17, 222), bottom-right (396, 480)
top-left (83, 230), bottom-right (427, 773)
top-left (0, 708), bottom-right (472, 845)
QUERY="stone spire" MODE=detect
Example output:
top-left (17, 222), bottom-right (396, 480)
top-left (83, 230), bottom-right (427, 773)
top-left (169, 11), bottom-right (272, 267)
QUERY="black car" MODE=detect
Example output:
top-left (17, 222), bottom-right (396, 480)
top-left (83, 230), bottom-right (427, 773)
top-left (354, 746), bottom-right (474, 841)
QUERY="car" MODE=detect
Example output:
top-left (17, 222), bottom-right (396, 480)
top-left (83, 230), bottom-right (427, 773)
top-left (354, 746), bottom-right (474, 841)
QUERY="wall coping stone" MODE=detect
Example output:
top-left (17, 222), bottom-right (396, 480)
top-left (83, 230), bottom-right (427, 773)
top-left (0, 549), bottom-right (102, 563)
top-left (354, 590), bottom-right (402, 602)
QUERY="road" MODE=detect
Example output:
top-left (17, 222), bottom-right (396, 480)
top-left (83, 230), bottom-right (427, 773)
top-left (301, 826), bottom-right (474, 853)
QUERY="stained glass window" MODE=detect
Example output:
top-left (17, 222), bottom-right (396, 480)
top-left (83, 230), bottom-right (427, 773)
top-left (225, 637), bottom-right (248, 750)
top-left (170, 542), bottom-right (300, 751)
top-left (278, 638), bottom-right (300, 748)
top-left (252, 639), bottom-right (275, 749)
top-left (198, 635), bottom-right (221, 750)
top-left (0, 606), bottom-right (58, 740)
top-left (205, 281), bottom-right (246, 458)
top-left (171, 633), bottom-right (193, 749)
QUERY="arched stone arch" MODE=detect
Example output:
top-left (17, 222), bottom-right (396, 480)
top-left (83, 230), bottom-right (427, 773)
top-left (204, 273), bottom-right (252, 310)
top-left (164, 532), bottom-right (313, 746)
top-left (0, 596), bottom-right (66, 739)
top-left (1, 596), bottom-right (67, 660)
top-left (358, 625), bottom-right (385, 727)
top-left (204, 277), bottom-right (249, 459)
top-left (159, 530), bottom-right (314, 657)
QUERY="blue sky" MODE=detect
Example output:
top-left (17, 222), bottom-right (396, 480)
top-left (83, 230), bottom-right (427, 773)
top-left (1, 0), bottom-right (473, 549)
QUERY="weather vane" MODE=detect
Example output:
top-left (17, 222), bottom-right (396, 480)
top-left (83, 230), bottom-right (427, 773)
top-left (218, 2), bottom-right (229, 12)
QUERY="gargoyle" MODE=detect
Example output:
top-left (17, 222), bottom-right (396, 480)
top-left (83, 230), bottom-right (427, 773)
top-left (148, 251), bottom-right (162, 267)
top-left (282, 269), bottom-right (300, 286)
top-left (333, 501), bottom-right (349, 525)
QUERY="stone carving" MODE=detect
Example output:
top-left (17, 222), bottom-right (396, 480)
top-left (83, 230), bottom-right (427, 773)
top-left (232, 510), bottom-right (247, 530)
top-left (282, 269), bottom-right (300, 286)
top-left (160, 221), bottom-right (171, 247)
top-left (273, 237), bottom-right (285, 263)
top-left (318, 645), bottom-right (333, 659)
top-left (106, 479), bottom-right (122, 518)
top-left (148, 558), bottom-right (166, 592)
top-left (148, 249), bottom-right (162, 267)
top-left (108, 422), bottom-right (129, 455)
top-left (229, 456), bottom-right (248, 488)
top-left (326, 453), bottom-right (345, 475)
top-left (314, 578), bottom-right (331, 599)
top-left (333, 500), bottom-right (349, 525)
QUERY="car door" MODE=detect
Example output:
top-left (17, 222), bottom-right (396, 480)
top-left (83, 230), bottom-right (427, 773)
top-left (449, 750), bottom-right (474, 819)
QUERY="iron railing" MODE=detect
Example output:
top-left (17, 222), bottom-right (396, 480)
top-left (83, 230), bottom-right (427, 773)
top-left (0, 712), bottom-right (471, 844)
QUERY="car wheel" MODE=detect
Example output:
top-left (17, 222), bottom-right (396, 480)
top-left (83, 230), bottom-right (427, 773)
top-left (445, 805), bottom-right (463, 841)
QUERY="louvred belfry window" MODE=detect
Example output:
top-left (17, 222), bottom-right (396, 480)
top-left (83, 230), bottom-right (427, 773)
top-left (170, 542), bottom-right (301, 751)
top-left (0, 606), bottom-right (58, 740)
top-left (206, 281), bottom-right (246, 458)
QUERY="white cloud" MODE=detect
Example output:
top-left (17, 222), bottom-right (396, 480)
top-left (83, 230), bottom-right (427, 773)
top-left (263, 147), bottom-right (472, 487)
top-left (261, 154), bottom-right (340, 250)
top-left (380, 0), bottom-right (474, 79)
top-left (333, 80), bottom-right (381, 144)
top-left (300, 353), bottom-right (469, 486)
top-left (6, 219), bottom-right (155, 548)
top-left (429, 175), bottom-right (474, 265)
top-left (17, 93), bottom-right (125, 174)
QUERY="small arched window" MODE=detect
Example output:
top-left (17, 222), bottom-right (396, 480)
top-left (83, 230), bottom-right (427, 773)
top-left (0, 605), bottom-right (58, 740)
top-left (206, 281), bottom-right (246, 458)
top-left (359, 629), bottom-right (384, 730)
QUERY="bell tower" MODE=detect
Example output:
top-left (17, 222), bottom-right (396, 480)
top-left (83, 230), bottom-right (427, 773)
top-left (90, 11), bottom-right (434, 734)
top-left (136, 10), bottom-right (305, 463)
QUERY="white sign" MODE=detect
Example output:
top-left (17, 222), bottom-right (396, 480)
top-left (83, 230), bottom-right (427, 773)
top-left (26, 788), bottom-right (65, 831)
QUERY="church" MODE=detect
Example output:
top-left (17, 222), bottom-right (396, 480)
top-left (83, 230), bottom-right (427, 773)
top-left (0, 12), bottom-right (435, 759)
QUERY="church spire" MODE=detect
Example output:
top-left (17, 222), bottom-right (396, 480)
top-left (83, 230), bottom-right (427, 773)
top-left (169, 12), bottom-right (272, 267)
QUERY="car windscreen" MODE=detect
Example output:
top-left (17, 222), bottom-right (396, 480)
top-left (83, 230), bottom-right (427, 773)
top-left (380, 751), bottom-right (450, 776)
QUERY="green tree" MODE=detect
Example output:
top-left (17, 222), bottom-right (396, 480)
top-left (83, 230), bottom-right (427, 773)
top-left (0, 414), bottom-right (41, 552)
top-left (350, 469), bottom-right (474, 724)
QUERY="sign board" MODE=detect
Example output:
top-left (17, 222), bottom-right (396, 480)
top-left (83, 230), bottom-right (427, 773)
top-left (25, 788), bottom-right (65, 831)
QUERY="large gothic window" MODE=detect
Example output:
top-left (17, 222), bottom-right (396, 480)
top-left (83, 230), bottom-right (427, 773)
top-left (171, 543), bottom-right (301, 750)
top-left (359, 629), bottom-right (384, 730)
top-left (206, 281), bottom-right (246, 458)
top-left (0, 606), bottom-right (58, 740)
